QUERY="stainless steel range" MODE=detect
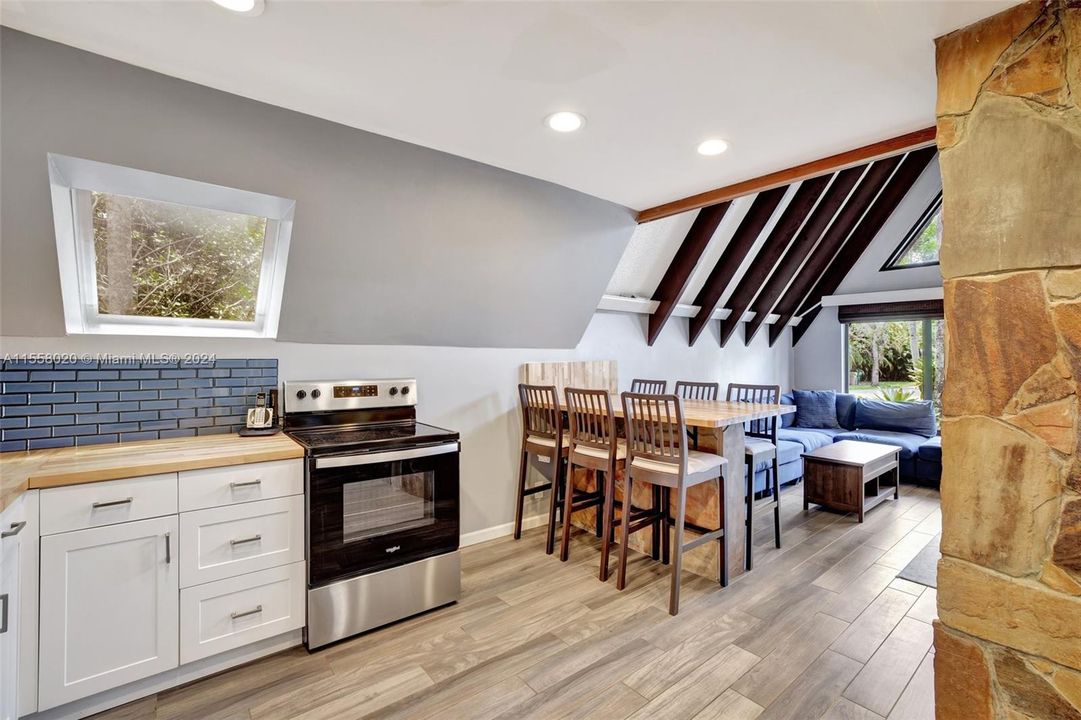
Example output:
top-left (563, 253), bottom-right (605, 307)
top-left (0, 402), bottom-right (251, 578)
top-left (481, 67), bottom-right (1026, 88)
top-left (282, 378), bottom-right (460, 650)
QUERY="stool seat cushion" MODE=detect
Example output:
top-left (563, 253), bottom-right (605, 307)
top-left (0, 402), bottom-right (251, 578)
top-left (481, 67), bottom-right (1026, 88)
top-left (631, 450), bottom-right (725, 476)
top-left (527, 434), bottom-right (569, 448)
top-left (744, 437), bottom-right (777, 458)
top-left (573, 440), bottom-right (627, 461)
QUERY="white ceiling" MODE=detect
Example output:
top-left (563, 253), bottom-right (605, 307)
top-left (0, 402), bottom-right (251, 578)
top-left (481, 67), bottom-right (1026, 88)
top-left (0, 0), bottom-right (1011, 210)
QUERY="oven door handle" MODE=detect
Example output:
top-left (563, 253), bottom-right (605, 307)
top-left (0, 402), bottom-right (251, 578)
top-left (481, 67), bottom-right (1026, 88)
top-left (315, 441), bottom-right (459, 469)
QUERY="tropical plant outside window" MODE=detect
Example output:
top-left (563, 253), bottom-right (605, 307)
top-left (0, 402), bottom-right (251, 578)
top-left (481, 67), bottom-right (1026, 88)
top-left (883, 194), bottom-right (942, 269)
top-left (92, 192), bottom-right (268, 322)
top-left (846, 319), bottom-right (945, 413)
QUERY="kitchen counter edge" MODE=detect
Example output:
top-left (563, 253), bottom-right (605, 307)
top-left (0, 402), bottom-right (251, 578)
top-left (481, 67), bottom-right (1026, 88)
top-left (0, 433), bottom-right (304, 512)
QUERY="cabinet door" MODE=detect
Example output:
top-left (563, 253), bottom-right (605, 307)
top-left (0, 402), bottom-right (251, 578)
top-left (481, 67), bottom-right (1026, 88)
top-left (0, 494), bottom-right (31, 720)
top-left (39, 516), bottom-right (179, 710)
top-left (0, 507), bottom-right (18, 720)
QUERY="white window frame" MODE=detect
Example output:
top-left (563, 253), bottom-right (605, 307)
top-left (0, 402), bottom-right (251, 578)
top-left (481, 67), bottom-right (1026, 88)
top-left (48, 153), bottom-right (294, 338)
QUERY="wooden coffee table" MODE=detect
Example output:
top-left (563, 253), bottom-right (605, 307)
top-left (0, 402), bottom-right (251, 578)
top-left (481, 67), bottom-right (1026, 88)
top-left (802, 440), bottom-right (901, 522)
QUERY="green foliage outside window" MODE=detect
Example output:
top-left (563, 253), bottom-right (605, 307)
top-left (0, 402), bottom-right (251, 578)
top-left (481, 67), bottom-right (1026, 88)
top-left (895, 209), bottom-right (941, 266)
top-left (847, 319), bottom-right (945, 415)
top-left (92, 192), bottom-right (267, 322)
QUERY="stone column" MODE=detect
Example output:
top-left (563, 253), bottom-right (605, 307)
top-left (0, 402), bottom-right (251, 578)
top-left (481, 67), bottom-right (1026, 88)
top-left (934, 1), bottom-right (1081, 717)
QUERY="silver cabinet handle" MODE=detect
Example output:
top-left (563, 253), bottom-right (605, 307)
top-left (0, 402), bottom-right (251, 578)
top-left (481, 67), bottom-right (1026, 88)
top-left (92, 497), bottom-right (133, 509)
top-left (1, 521), bottom-right (26, 538)
top-left (230, 480), bottom-right (262, 489)
top-left (165, 532), bottom-right (171, 564)
top-left (230, 534), bottom-right (262, 546)
top-left (0, 593), bottom-right (8, 634)
top-left (231, 605), bottom-right (262, 620)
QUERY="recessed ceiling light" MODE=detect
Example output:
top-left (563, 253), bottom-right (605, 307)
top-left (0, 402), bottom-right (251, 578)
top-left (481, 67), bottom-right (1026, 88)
top-left (697, 139), bottom-right (729, 156)
top-left (211, 0), bottom-right (265, 16)
top-left (545, 111), bottom-right (586, 133)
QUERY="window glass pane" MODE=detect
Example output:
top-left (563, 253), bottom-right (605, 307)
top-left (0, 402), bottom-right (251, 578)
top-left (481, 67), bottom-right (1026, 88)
top-left (92, 192), bottom-right (268, 322)
top-left (894, 207), bottom-right (942, 266)
top-left (846, 320), bottom-right (921, 401)
top-left (846, 318), bottom-right (945, 418)
top-left (930, 318), bottom-right (945, 415)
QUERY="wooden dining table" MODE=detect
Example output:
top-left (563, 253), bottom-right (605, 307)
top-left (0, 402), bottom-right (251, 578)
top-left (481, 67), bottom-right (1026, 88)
top-left (558, 396), bottom-right (795, 581)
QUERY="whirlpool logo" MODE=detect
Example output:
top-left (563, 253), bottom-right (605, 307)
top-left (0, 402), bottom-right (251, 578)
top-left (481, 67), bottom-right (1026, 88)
top-left (385, 545), bottom-right (401, 553)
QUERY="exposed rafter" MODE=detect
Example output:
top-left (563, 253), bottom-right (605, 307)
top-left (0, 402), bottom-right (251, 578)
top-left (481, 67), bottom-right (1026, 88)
top-left (714, 174), bottom-right (832, 347)
top-left (636, 127), bottom-right (937, 223)
top-left (686, 187), bottom-right (788, 345)
top-left (766, 154), bottom-right (906, 347)
top-left (789, 146), bottom-right (937, 345)
top-left (742, 164), bottom-right (867, 344)
top-left (646, 202), bottom-right (731, 346)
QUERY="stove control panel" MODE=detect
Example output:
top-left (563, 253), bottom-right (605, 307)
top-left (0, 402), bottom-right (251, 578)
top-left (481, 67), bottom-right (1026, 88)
top-left (283, 378), bottom-right (417, 413)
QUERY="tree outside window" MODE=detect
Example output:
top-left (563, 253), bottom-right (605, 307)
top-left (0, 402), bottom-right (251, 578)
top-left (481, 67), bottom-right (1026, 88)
top-left (93, 192), bottom-right (267, 322)
top-left (846, 318), bottom-right (945, 413)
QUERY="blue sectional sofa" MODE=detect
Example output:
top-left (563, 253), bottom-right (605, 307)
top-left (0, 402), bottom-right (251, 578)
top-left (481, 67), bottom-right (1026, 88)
top-left (750, 390), bottom-right (941, 493)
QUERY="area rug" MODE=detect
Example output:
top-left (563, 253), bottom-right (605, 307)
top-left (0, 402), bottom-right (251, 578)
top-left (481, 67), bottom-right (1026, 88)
top-left (896, 533), bottom-right (940, 588)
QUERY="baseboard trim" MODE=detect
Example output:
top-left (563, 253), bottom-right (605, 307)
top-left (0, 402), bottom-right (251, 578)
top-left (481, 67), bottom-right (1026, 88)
top-left (460, 513), bottom-right (547, 548)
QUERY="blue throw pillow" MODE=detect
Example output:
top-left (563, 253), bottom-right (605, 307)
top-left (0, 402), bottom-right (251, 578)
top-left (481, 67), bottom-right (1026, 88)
top-left (854, 398), bottom-right (937, 437)
top-left (793, 390), bottom-right (840, 429)
top-left (835, 393), bottom-right (858, 430)
top-left (780, 392), bottom-right (796, 428)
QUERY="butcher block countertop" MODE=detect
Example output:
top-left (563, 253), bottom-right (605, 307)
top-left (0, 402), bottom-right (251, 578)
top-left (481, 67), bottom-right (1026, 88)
top-left (0, 433), bottom-right (304, 512)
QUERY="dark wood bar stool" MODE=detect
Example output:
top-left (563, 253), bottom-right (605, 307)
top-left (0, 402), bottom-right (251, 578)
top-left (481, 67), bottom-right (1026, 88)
top-left (630, 378), bottom-right (667, 394)
top-left (618, 392), bottom-right (728, 615)
top-left (727, 383), bottom-right (782, 570)
top-left (516, 383), bottom-right (569, 555)
top-left (675, 380), bottom-right (719, 449)
top-left (562, 388), bottom-right (627, 579)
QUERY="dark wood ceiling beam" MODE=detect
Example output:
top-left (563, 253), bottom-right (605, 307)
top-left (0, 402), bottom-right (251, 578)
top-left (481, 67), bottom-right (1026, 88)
top-left (742, 164), bottom-right (867, 345)
top-left (686, 187), bottom-right (788, 345)
top-left (791, 146), bottom-right (938, 343)
top-left (712, 174), bottom-right (832, 347)
top-left (636, 127), bottom-right (937, 223)
top-left (646, 202), bottom-right (731, 346)
top-left (765, 154), bottom-right (907, 347)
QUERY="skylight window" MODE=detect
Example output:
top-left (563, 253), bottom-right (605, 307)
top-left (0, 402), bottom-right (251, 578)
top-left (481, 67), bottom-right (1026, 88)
top-left (883, 193), bottom-right (941, 270)
top-left (49, 154), bottom-right (294, 337)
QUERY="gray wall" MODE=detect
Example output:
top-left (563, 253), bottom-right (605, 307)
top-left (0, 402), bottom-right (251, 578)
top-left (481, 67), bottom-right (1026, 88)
top-left (793, 157), bottom-right (944, 390)
top-left (0, 28), bottom-right (636, 347)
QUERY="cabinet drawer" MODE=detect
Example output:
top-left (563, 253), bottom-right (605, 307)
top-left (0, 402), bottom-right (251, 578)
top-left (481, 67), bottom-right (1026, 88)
top-left (178, 460), bottom-right (303, 512)
top-left (180, 561), bottom-right (305, 664)
top-left (40, 473), bottom-right (178, 536)
top-left (179, 495), bottom-right (304, 587)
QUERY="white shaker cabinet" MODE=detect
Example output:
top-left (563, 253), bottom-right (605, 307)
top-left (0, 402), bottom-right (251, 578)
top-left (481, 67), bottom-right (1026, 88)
top-left (1, 491), bottom-right (36, 720)
top-left (0, 497), bottom-right (27, 720)
top-left (38, 515), bottom-right (180, 711)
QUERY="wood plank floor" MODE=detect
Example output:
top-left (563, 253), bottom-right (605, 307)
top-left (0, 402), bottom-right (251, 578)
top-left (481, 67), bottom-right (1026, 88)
top-left (94, 482), bottom-right (941, 720)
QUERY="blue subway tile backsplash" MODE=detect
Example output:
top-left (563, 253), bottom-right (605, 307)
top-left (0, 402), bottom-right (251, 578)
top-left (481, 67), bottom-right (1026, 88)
top-left (0, 358), bottom-right (277, 452)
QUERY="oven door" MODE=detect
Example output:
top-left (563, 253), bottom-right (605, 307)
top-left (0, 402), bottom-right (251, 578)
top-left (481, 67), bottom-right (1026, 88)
top-left (308, 441), bottom-right (459, 588)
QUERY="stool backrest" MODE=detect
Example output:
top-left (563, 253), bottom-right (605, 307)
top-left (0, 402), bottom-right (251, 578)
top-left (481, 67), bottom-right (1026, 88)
top-left (565, 387), bottom-right (617, 458)
top-left (621, 392), bottom-right (686, 473)
top-left (726, 383), bottom-right (780, 441)
top-left (675, 381), bottom-right (719, 401)
top-left (630, 378), bottom-right (668, 394)
top-left (518, 384), bottom-right (561, 442)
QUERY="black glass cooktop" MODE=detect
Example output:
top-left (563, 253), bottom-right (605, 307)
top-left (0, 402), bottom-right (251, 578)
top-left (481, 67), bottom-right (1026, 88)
top-left (287, 421), bottom-right (458, 453)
